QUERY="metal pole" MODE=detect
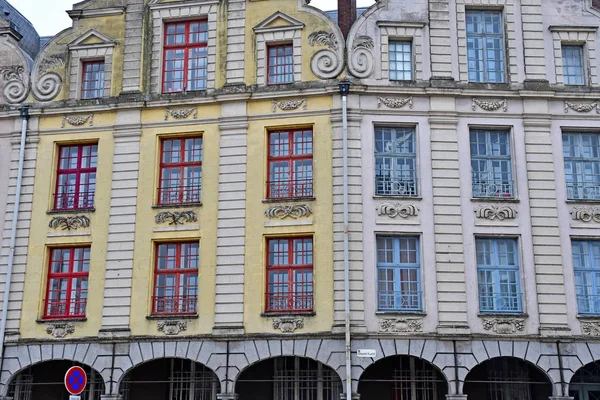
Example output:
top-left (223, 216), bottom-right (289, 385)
top-left (341, 82), bottom-right (352, 400)
top-left (0, 106), bottom-right (29, 366)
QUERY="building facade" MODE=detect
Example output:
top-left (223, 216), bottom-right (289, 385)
top-left (2, 0), bottom-right (600, 399)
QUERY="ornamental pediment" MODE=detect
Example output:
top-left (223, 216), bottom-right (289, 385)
top-left (253, 11), bottom-right (305, 33)
top-left (67, 29), bottom-right (116, 49)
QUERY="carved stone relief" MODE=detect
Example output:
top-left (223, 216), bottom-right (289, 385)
top-left (49, 215), bottom-right (91, 231)
top-left (308, 31), bottom-right (343, 79)
top-left (0, 65), bottom-right (29, 104)
top-left (46, 323), bottom-right (75, 338)
top-left (38, 55), bottom-right (66, 76)
top-left (482, 318), bottom-right (525, 334)
top-left (565, 100), bottom-right (600, 113)
top-left (472, 98), bottom-right (507, 112)
top-left (0, 56), bottom-right (65, 104)
top-left (155, 211), bottom-right (198, 225)
top-left (157, 320), bottom-right (187, 335)
top-left (379, 318), bottom-right (423, 333)
top-left (349, 35), bottom-right (375, 78)
top-left (376, 203), bottom-right (418, 218)
top-left (32, 72), bottom-right (63, 102)
top-left (265, 205), bottom-right (312, 219)
top-left (272, 98), bottom-right (307, 112)
top-left (62, 114), bottom-right (94, 128)
top-left (474, 205), bottom-right (517, 220)
top-left (164, 107), bottom-right (198, 121)
top-left (377, 97), bottom-right (413, 109)
top-left (571, 207), bottom-right (600, 223)
top-left (272, 317), bottom-right (304, 333)
top-left (582, 321), bottom-right (600, 336)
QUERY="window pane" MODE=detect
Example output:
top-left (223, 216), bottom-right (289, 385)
top-left (562, 45), bottom-right (585, 85)
top-left (268, 44), bottom-right (294, 84)
top-left (470, 130), bottom-right (513, 198)
top-left (267, 130), bottom-right (313, 199)
top-left (563, 133), bottom-right (600, 200)
top-left (466, 10), bottom-right (505, 83)
top-left (573, 240), bottom-right (600, 314)
top-left (389, 40), bottom-right (412, 81)
top-left (374, 127), bottom-right (418, 196)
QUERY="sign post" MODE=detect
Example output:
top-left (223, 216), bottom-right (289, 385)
top-left (65, 366), bottom-right (87, 398)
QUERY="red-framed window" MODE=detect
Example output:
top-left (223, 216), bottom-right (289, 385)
top-left (266, 237), bottom-right (314, 313)
top-left (267, 43), bottom-right (293, 85)
top-left (81, 60), bottom-right (104, 99)
top-left (158, 137), bottom-right (202, 205)
top-left (267, 129), bottom-right (313, 199)
top-left (55, 144), bottom-right (97, 210)
top-left (44, 247), bottom-right (90, 319)
top-left (163, 20), bottom-right (208, 93)
top-left (153, 242), bottom-right (199, 315)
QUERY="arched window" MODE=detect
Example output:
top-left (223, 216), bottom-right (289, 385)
top-left (569, 360), bottom-right (600, 400)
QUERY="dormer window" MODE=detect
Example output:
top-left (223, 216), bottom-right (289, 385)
top-left (267, 43), bottom-right (293, 85)
top-left (163, 20), bottom-right (208, 93)
top-left (81, 61), bottom-right (105, 99)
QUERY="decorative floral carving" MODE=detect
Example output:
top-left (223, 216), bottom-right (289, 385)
top-left (32, 72), bottom-right (62, 101)
top-left (1, 65), bottom-right (29, 104)
top-left (62, 113), bottom-right (93, 128)
top-left (265, 205), bottom-right (312, 219)
top-left (353, 36), bottom-right (374, 50)
top-left (157, 320), bottom-right (187, 335)
top-left (272, 317), bottom-right (304, 333)
top-left (379, 318), bottom-right (423, 333)
top-left (49, 215), bottom-right (91, 231)
top-left (482, 318), bottom-right (525, 334)
top-left (46, 323), bottom-right (75, 338)
top-left (38, 55), bottom-right (65, 75)
top-left (377, 97), bottom-right (413, 109)
top-left (472, 98), bottom-right (507, 112)
top-left (155, 211), bottom-right (198, 225)
top-left (582, 321), bottom-right (600, 336)
top-left (164, 107), bottom-right (198, 121)
top-left (272, 98), bottom-right (307, 112)
top-left (571, 207), bottom-right (600, 223)
top-left (376, 203), bottom-right (418, 218)
top-left (308, 31), bottom-right (338, 50)
top-left (565, 100), bottom-right (600, 114)
top-left (474, 205), bottom-right (517, 220)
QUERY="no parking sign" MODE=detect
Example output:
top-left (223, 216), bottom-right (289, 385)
top-left (64, 366), bottom-right (87, 396)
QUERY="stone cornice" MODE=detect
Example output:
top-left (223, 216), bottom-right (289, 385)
top-left (549, 25), bottom-right (599, 32)
top-left (67, 7), bottom-right (125, 19)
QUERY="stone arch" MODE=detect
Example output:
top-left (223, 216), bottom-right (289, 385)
top-left (463, 356), bottom-right (555, 399)
top-left (0, 343), bottom-right (113, 396)
top-left (567, 358), bottom-right (600, 398)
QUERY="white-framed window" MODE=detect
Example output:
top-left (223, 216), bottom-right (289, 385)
top-left (470, 129), bottom-right (514, 198)
top-left (379, 21), bottom-right (425, 82)
top-left (374, 126), bottom-right (418, 197)
top-left (476, 238), bottom-right (522, 314)
top-left (563, 132), bottom-right (600, 200)
top-left (389, 40), bottom-right (413, 81)
top-left (562, 44), bottom-right (586, 85)
top-left (466, 9), bottom-right (505, 83)
top-left (551, 26), bottom-right (598, 86)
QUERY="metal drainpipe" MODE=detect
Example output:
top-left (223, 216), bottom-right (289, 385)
top-left (0, 106), bottom-right (29, 366)
top-left (339, 79), bottom-right (352, 400)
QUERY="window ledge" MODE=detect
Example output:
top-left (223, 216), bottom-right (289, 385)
top-left (373, 195), bottom-right (422, 201)
top-left (262, 197), bottom-right (315, 204)
top-left (36, 317), bottom-right (87, 323)
top-left (146, 314), bottom-right (199, 320)
top-left (47, 208), bottom-right (95, 215)
top-left (261, 311), bottom-right (316, 317)
top-left (152, 202), bottom-right (202, 209)
top-left (471, 197), bottom-right (519, 203)
top-left (566, 199), bottom-right (600, 204)
top-left (375, 311), bottom-right (426, 317)
top-left (477, 313), bottom-right (528, 318)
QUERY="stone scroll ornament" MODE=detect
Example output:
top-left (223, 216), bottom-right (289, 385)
top-left (157, 320), bottom-right (187, 335)
top-left (264, 205), bottom-right (312, 219)
top-left (472, 98), bottom-right (507, 112)
top-left (49, 215), bottom-right (91, 231)
top-left (474, 205), bottom-right (517, 220)
top-left (377, 96), bottom-right (413, 109)
top-left (571, 207), bottom-right (600, 223)
top-left (565, 100), bottom-right (600, 114)
top-left (376, 203), bottom-right (418, 218)
top-left (308, 31), bottom-right (344, 79)
top-left (379, 318), bottom-right (423, 333)
top-left (272, 98), bottom-right (307, 113)
top-left (482, 318), bottom-right (525, 334)
top-left (272, 317), bottom-right (304, 333)
top-left (349, 36), bottom-right (375, 78)
top-left (155, 211), bottom-right (198, 225)
top-left (0, 66), bottom-right (29, 104)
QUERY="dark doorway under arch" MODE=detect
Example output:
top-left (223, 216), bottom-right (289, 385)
top-left (463, 357), bottom-right (552, 400)
top-left (569, 360), bottom-right (600, 400)
top-left (357, 355), bottom-right (448, 400)
top-left (8, 360), bottom-right (104, 400)
top-left (119, 358), bottom-right (220, 400)
top-left (235, 356), bottom-right (342, 400)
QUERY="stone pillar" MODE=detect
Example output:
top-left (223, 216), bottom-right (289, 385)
top-left (339, 394), bottom-right (360, 400)
top-left (217, 394), bottom-right (239, 400)
top-left (428, 0), bottom-right (455, 84)
top-left (121, 0), bottom-right (145, 93)
top-left (520, 0), bottom-right (549, 87)
top-left (446, 395), bottom-right (468, 400)
top-left (225, 0), bottom-right (246, 84)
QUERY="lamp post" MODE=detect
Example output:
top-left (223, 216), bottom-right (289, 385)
top-left (339, 78), bottom-right (352, 400)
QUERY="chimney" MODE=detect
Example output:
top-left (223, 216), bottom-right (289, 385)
top-left (337, 0), bottom-right (356, 39)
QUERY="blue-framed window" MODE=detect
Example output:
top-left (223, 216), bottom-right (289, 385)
top-left (573, 240), bottom-right (600, 315)
top-left (476, 238), bottom-right (522, 313)
top-left (562, 45), bottom-right (585, 86)
top-left (563, 132), bottom-right (600, 200)
top-left (374, 127), bottom-right (418, 197)
top-left (466, 10), bottom-right (505, 83)
top-left (376, 236), bottom-right (422, 311)
top-left (470, 129), bottom-right (513, 198)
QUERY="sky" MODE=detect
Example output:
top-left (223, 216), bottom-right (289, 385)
top-left (10, 0), bottom-right (375, 37)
